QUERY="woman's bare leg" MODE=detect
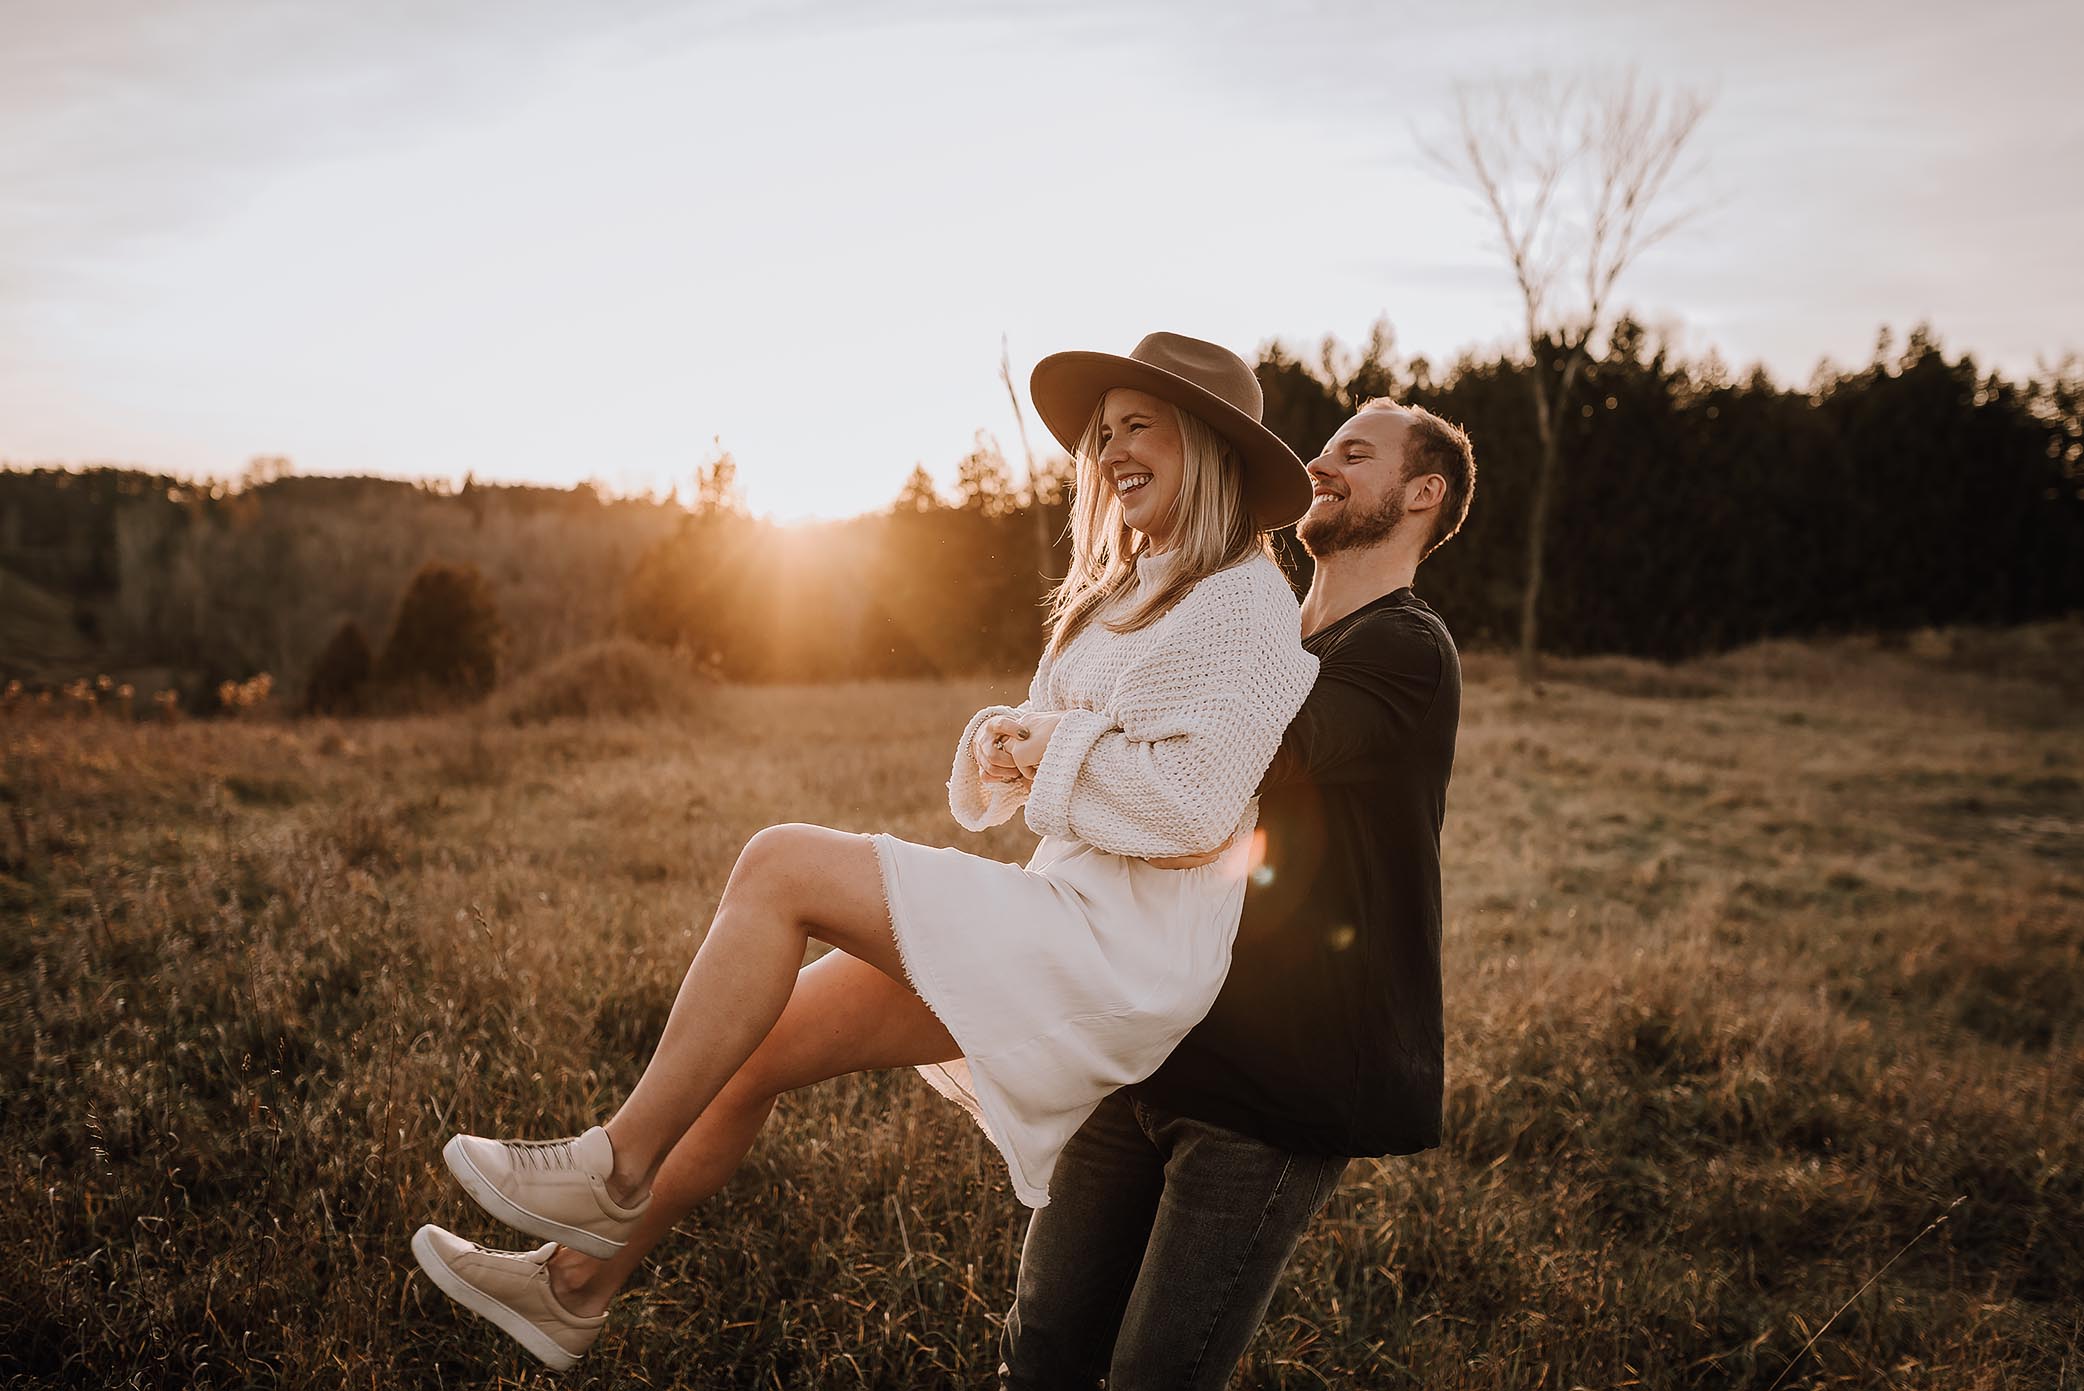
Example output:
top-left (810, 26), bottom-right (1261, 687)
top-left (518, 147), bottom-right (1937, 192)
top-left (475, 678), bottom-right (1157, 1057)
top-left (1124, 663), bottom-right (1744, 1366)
top-left (594, 824), bottom-right (941, 1203)
top-left (546, 946), bottom-right (956, 1316)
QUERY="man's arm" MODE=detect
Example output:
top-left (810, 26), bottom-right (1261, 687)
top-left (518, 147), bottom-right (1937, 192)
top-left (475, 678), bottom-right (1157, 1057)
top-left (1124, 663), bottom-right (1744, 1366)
top-left (1256, 613), bottom-right (1444, 794)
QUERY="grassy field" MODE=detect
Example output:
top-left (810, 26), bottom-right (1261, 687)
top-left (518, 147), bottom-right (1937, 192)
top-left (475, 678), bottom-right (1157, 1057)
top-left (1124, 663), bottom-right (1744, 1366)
top-left (5, 625), bottom-right (2082, 1389)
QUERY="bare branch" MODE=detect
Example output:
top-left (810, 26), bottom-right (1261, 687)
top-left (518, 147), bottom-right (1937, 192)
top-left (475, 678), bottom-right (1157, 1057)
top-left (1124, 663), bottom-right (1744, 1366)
top-left (1582, 72), bottom-right (1712, 330)
top-left (1429, 68), bottom-right (1710, 359)
top-left (1429, 75), bottom-right (1587, 351)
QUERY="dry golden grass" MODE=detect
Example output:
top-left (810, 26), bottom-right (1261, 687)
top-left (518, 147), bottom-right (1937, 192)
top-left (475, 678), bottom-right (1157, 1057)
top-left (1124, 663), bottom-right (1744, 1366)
top-left (4, 624), bottom-right (2081, 1388)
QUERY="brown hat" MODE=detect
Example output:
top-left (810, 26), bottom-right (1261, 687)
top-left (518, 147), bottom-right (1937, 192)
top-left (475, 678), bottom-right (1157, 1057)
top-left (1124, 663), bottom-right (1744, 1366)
top-left (1030, 332), bottom-right (1312, 531)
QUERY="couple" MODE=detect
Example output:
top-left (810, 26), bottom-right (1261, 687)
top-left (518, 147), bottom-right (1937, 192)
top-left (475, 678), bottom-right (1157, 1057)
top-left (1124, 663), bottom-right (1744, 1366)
top-left (411, 332), bottom-right (1474, 1387)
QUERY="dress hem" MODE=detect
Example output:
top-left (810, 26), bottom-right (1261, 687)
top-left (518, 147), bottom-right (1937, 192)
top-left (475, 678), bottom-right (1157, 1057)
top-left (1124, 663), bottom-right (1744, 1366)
top-left (864, 832), bottom-right (1055, 1208)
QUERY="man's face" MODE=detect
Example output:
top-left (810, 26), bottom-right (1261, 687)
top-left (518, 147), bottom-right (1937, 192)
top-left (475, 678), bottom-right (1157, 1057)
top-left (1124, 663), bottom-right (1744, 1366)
top-left (1297, 408), bottom-right (1412, 558)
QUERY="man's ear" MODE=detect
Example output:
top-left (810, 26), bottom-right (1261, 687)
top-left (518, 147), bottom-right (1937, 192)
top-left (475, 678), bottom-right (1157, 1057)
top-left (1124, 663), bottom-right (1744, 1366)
top-left (1407, 472), bottom-right (1447, 514)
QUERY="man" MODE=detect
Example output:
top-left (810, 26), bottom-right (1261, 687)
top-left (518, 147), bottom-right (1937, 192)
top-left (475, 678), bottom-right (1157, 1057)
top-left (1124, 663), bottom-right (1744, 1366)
top-left (997, 397), bottom-right (1476, 1390)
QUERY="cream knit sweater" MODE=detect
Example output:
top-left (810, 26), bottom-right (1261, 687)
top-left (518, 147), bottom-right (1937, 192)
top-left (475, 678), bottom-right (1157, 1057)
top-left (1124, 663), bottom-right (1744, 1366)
top-left (947, 550), bottom-right (1319, 858)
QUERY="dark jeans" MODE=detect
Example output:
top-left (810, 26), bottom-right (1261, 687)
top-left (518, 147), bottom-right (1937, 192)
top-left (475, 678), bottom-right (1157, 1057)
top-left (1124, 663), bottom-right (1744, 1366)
top-left (997, 1091), bottom-right (1349, 1390)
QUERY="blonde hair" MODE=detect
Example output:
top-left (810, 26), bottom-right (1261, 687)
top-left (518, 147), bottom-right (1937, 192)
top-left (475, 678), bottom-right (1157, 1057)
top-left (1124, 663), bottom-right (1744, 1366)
top-left (1044, 394), bottom-right (1272, 656)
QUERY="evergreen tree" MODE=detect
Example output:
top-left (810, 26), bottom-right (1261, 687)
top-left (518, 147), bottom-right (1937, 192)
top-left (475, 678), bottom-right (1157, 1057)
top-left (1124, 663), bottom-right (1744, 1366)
top-left (379, 561), bottom-right (504, 698)
top-left (955, 432), bottom-right (1016, 515)
top-left (304, 617), bottom-right (373, 714)
top-left (893, 465), bottom-right (942, 512)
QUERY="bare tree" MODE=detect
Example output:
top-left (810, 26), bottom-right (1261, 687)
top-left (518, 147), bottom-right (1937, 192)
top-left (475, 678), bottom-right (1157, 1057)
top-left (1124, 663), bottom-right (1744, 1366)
top-left (1001, 335), bottom-right (1057, 587)
top-left (1429, 71), bottom-right (1709, 684)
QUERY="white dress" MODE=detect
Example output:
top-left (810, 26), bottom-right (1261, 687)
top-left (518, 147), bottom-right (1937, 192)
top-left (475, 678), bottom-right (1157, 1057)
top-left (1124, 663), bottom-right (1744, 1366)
top-left (868, 550), bottom-right (1318, 1206)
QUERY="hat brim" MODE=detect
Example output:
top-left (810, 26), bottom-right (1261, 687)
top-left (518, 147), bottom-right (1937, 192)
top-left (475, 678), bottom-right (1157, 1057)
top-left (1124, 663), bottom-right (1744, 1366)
top-left (1030, 351), bottom-right (1313, 531)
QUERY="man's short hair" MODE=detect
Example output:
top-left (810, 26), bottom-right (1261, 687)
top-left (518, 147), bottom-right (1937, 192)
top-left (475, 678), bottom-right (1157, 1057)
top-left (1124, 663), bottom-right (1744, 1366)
top-left (1358, 398), bottom-right (1476, 559)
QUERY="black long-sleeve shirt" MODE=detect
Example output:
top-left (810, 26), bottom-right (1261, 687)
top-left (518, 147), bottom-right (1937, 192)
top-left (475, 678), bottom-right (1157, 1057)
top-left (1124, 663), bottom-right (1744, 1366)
top-left (1132, 587), bottom-right (1460, 1156)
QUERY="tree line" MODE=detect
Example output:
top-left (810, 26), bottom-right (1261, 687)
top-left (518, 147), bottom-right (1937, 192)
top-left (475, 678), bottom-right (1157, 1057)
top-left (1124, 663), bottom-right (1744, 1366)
top-left (1261, 321), bottom-right (2082, 659)
top-left (0, 321), bottom-right (2077, 707)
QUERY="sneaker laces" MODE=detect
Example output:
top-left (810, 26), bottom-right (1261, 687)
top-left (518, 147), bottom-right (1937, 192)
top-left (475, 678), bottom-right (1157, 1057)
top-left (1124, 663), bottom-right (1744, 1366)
top-left (500, 1137), bottom-right (584, 1173)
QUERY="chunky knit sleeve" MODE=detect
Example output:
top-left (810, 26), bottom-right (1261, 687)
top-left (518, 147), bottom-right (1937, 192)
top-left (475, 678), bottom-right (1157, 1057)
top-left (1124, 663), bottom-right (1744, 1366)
top-left (946, 664), bottom-right (1051, 831)
top-left (1023, 559), bottom-right (1318, 857)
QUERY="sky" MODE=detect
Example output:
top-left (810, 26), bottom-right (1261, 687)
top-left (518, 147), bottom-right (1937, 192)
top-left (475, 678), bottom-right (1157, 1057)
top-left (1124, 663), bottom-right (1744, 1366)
top-left (3, 0), bottom-right (2080, 521)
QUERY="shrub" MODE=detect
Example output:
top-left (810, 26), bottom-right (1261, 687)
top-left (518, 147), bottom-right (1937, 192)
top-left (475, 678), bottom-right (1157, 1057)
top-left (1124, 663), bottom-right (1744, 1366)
top-left (215, 672), bottom-right (275, 719)
top-left (484, 638), bottom-right (707, 725)
top-left (377, 562), bottom-right (503, 700)
top-left (303, 619), bottom-right (374, 715)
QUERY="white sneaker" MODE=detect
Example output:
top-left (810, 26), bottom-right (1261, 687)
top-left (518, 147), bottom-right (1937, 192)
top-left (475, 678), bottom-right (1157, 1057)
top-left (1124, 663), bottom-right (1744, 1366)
top-left (410, 1224), bottom-right (605, 1370)
top-left (442, 1125), bottom-right (649, 1259)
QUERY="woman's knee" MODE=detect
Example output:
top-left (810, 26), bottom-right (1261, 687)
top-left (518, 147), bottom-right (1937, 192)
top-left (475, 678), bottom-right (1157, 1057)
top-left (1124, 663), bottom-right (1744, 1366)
top-left (722, 825), bottom-right (888, 960)
top-left (729, 823), bottom-right (832, 900)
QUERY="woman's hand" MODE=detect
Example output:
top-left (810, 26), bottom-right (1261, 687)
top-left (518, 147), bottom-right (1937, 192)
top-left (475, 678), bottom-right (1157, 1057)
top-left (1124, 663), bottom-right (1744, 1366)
top-left (1003, 711), bottom-right (1063, 781)
top-left (974, 714), bottom-right (1031, 784)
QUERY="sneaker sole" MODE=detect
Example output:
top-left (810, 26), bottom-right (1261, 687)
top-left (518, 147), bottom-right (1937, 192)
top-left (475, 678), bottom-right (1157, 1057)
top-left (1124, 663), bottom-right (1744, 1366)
top-left (409, 1225), bottom-right (584, 1371)
top-left (442, 1136), bottom-right (627, 1261)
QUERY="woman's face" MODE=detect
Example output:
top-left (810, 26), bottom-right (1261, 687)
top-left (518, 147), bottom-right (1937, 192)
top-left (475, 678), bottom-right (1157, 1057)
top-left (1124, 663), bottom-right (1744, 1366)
top-left (1096, 388), bottom-right (1186, 550)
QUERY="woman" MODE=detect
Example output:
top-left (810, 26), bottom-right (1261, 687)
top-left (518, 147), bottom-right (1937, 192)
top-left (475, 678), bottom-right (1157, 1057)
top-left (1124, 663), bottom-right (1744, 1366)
top-left (410, 333), bottom-right (1319, 1370)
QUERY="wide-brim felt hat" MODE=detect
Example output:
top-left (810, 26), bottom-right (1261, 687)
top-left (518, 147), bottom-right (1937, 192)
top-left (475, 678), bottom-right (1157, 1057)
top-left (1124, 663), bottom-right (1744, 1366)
top-left (1030, 331), bottom-right (1312, 531)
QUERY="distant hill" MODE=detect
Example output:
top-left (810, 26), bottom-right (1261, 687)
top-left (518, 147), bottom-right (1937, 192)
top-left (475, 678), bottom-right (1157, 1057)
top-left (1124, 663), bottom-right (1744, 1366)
top-left (0, 567), bottom-right (92, 677)
top-left (0, 466), bottom-right (689, 704)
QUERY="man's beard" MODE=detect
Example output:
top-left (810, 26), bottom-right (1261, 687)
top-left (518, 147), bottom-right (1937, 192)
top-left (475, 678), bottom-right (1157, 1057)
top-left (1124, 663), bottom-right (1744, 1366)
top-left (1298, 490), bottom-right (1405, 557)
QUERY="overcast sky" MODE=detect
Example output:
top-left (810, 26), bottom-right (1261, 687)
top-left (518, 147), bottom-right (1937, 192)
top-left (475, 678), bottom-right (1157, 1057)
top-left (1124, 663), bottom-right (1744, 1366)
top-left (4, 0), bottom-right (2079, 519)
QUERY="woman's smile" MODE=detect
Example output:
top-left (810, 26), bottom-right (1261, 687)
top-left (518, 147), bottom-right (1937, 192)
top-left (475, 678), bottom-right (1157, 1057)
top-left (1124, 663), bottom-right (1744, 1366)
top-left (1097, 387), bottom-right (1185, 546)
